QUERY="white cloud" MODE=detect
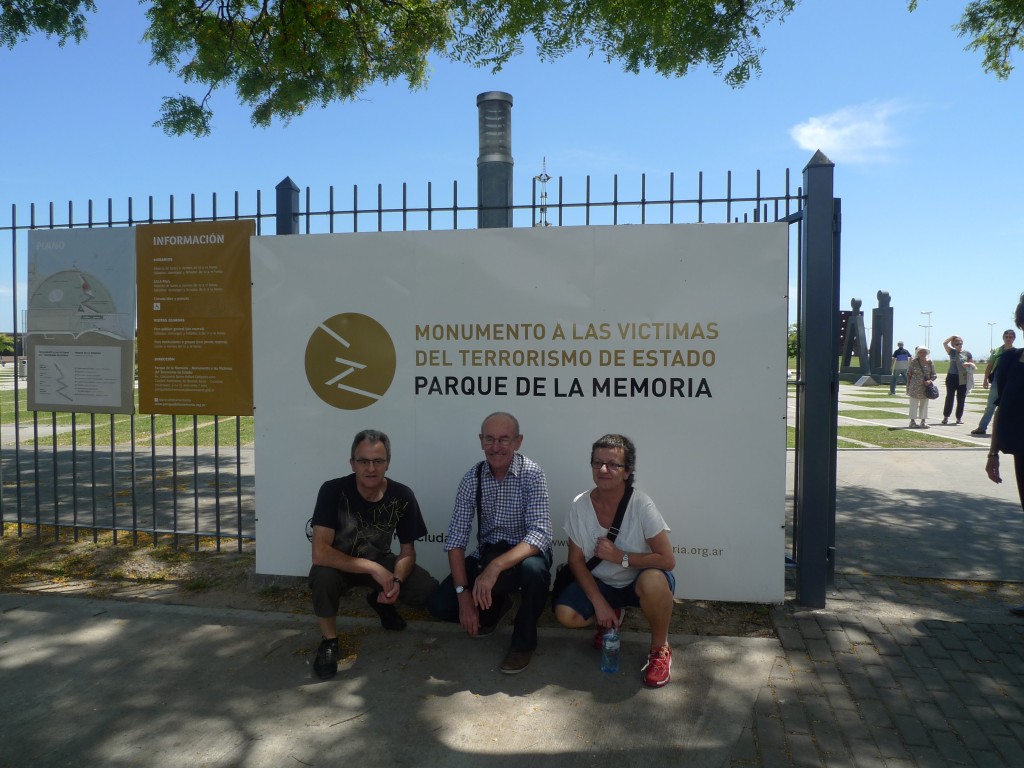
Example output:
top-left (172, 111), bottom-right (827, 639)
top-left (790, 101), bottom-right (908, 164)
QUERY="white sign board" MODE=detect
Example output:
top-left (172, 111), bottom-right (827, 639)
top-left (251, 224), bottom-right (788, 602)
top-left (26, 227), bottom-right (137, 413)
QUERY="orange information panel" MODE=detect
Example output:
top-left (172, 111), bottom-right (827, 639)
top-left (136, 220), bottom-right (255, 415)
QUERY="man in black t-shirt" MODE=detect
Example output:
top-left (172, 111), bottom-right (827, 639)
top-left (308, 429), bottom-right (437, 679)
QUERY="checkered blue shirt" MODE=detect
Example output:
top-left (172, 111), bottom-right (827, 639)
top-left (443, 452), bottom-right (552, 558)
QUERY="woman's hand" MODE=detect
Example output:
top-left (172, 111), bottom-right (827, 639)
top-left (594, 536), bottom-right (620, 563)
top-left (986, 454), bottom-right (1002, 484)
top-left (593, 598), bottom-right (620, 629)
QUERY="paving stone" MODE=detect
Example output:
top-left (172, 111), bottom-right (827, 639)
top-left (755, 684), bottom-right (779, 716)
top-left (755, 712), bottom-right (788, 751)
top-left (964, 639), bottom-right (999, 663)
top-left (869, 726), bottom-right (912, 760)
top-left (891, 713), bottom-right (932, 746)
top-left (811, 718), bottom-right (847, 756)
top-left (834, 710), bottom-right (873, 743)
top-left (902, 646), bottom-right (935, 670)
top-left (950, 650), bottom-right (987, 674)
top-left (907, 701), bottom-right (949, 731)
top-left (965, 705), bottom-right (1011, 737)
top-left (778, 626), bottom-right (807, 651)
top-left (946, 717), bottom-right (997, 751)
top-left (968, 750), bottom-right (1009, 768)
top-left (808, 637), bottom-right (835, 663)
top-left (988, 697), bottom-right (1024, 724)
top-left (932, 657), bottom-right (969, 683)
top-left (870, 633), bottom-right (903, 657)
top-left (786, 731), bottom-right (821, 766)
top-left (729, 724), bottom-right (760, 764)
top-left (931, 689), bottom-right (974, 721)
top-left (931, 629), bottom-right (969, 653)
top-left (797, 617), bottom-right (827, 640)
top-left (846, 739), bottom-right (884, 768)
top-left (854, 643), bottom-right (884, 666)
top-left (905, 744), bottom-right (948, 768)
top-left (828, 629), bottom-right (855, 653)
top-left (779, 699), bottom-right (813, 736)
top-left (916, 666), bottom-right (954, 692)
top-left (823, 682), bottom-right (859, 712)
top-left (951, 679), bottom-right (994, 707)
top-left (895, 674), bottom-right (932, 703)
top-left (929, 728), bottom-right (973, 766)
top-left (918, 636), bottom-right (953, 660)
top-left (990, 733), bottom-right (1024, 766)
top-left (975, 629), bottom-right (1014, 655)
top-left (862, 663), bottom-right (899, 690)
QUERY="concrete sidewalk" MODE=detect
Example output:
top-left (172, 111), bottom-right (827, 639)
top-left (0, 593), bottom-right (777, 768)
top-left (3, 447), bottom-right (1024, 767)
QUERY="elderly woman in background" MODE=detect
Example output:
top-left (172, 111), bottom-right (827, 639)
top-left (553, 434), bottom-right (676, 688)
top-left (985, 294), bottom-right (1024, 616)
top-left (906, 346), bottom-right (937, 429)
top-left (941, 335), bottom-right (971, 425)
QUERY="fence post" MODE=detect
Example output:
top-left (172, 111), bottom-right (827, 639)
top-left (476, 92), bottom-right (514, 228)
top-left (276, 177), bottom-right (300, 235)
top-left (795, 150), bottom-right (839, 608)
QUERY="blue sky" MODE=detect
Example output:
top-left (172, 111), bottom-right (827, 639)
top-left (1, 1), bottom-right (1022, 359)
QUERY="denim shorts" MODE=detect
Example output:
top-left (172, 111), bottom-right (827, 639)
top-left (553, 568), bottom-right (676, 620)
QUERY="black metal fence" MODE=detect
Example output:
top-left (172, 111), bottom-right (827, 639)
top-left (1, 167), bottom-right (830, 601)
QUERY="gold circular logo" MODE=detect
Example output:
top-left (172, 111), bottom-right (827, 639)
top-left (304, 313), bottom-right (396, 410)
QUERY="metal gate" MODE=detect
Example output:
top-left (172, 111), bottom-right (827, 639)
top-left (1, 157), bottom-right (838, 605)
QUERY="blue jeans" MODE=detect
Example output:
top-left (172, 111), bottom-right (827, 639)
top-left (889, 367), bottom-right (908, 395)
top-left (977, 383), bottom-right (999, 431)
top-left (428, 544), bottom-right (552, 651)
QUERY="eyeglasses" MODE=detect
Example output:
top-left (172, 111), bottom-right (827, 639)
top-left (591, 461), bottom-right (626, 471)
top-left (353, 458), bottom-right (388, 467)
top-left (481, 436), bottom-right (515, 447)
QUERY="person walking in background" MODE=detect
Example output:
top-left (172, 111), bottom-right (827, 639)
top-left (941, 335), bottom-right (970, 425)
top-left (983, 296), bottom-right (1024, 615)
top-left (890, 341), bottom-right (912, 395)
top-left (906, 346), bottom-right (937, 429)
top-left (972, 329), bottom-right (1017, 436)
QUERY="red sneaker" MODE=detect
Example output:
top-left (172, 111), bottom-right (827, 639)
top-left (643, 644), bottom-right (672, 688)
top-left (591, 608), bottom-right (625, 650)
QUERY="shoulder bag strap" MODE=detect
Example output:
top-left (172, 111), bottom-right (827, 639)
top-left (584, 485), bottom-right (634, 571)
top-left (475, 461), bottom-right (484, 545)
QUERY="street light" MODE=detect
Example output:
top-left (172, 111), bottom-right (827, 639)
top-left (920, 311), bottom-right (932, 349)
top-left (988, 322), bottom-right (996, 355)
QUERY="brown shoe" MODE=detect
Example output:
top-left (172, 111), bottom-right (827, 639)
top-left (500, 647), bottom-right (533, 675)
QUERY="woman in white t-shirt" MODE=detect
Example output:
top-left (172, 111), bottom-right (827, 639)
top-left (552, 434), bottom-right (676, 688)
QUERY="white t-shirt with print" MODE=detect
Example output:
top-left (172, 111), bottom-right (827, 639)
top-left (564, 487), bottom-right (671, 588)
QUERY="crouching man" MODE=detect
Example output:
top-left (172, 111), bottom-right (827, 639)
top-left (309, 429), bottom-right (437, 680)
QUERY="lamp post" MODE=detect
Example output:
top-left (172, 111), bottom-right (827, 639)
top-left (920, 311), bottom-right (932, 349)
top-left (988, 322), bottom-right (996, 355)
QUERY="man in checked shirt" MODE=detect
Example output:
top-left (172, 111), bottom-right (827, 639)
top-left (428, 412), bottom-right (553, 674)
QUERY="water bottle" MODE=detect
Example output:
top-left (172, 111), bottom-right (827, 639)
top-left (600, 627), bottom-right (620, 674)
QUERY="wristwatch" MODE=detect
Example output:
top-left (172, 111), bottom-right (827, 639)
top-left (393, 577), bottom-right (403, 585)
top-left (455, 584), bottom-right (467, 594)
top-left (621, 552), bottom-right (629, 569)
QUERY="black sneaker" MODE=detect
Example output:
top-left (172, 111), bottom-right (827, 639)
top-left (313, 637), bottom-right (339, 680)
top-left (366, 592), bottom-right (407, 631)
top-left (476, 596), bottom-right (514, 638)
top-left (971, 428), bottom-right (986, 435)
